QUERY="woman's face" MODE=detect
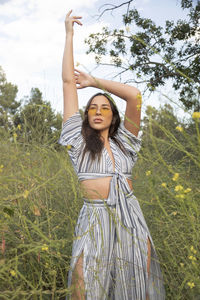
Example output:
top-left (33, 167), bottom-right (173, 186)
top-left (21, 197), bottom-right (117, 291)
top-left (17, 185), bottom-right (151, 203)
top-left (88, 95), bottom-right (113, 132)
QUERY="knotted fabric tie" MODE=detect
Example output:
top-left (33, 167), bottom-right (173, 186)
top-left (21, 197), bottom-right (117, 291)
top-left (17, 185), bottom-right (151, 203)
top-left (79, 172), bottom-right (137, 229)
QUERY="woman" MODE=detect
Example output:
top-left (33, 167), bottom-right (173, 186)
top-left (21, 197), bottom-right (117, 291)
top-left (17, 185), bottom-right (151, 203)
top-left (58, 10), bottom-right (165, 300)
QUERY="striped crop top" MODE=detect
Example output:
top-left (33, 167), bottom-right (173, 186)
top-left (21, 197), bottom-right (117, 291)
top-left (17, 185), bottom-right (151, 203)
top-left (58, 111), bottom-right (142, 182)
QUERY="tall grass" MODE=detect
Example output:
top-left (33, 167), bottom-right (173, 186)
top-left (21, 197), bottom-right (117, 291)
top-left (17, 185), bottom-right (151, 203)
top-left (0, 111), bottom-right (200, 299)
top-left (134, 114), bottom-right (200, 299)
top-left (0, 138), bottom-right (83, 299)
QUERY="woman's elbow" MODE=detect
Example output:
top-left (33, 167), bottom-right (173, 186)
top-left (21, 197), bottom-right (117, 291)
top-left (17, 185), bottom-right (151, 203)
top-left (62, 76), bottom-right (76, 84)
top-left (128, 87), bottom-right (141, 101)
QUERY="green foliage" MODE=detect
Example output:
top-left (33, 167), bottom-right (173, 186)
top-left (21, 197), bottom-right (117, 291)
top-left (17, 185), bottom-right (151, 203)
top-left (0, 102), bottom-right (200, 299)
top-left (13, 88), bottom-right (62, 146)
top-left (0, 67), bottom-right (20, 130)
top-left (132, 111), bottom-right (200, 299)
top-left (85, 0), bottom-right (200, 111)
top-left (0, 140), bottom-right (83, 299)
top-left (142, 104), bottom-right (179, 140)
top-left (0, 66), bottom-right (63, 147)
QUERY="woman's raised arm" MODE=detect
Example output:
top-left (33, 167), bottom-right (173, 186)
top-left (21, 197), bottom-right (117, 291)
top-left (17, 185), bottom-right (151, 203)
top-left (62, 10), bottom-right (82, 123)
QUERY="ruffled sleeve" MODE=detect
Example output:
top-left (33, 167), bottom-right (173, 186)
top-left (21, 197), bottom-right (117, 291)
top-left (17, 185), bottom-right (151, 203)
top-left (58, 111), bottom-right (83, 160)
top-left (117, 122), bottom-right (142, 157)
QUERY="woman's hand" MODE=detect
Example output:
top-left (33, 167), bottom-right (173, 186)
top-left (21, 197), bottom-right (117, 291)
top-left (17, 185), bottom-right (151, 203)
top-left (74, 69), bottom-right (95, 89)
top-left (65, 10), bottom-right (82, 35)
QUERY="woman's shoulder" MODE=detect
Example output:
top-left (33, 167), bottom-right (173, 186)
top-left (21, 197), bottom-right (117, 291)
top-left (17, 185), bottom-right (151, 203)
top-left (58, 111), bottom-right (83, 148)
top-left (116, 121), bottom-right (142, 153)
top-left (62, 111), bottom-right (83, 128)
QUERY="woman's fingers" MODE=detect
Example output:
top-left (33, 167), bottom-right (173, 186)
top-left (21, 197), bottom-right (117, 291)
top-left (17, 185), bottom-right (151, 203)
top-left (65, 10), bottom-right (83, 28)
top-left (74, 68), bottom-right (81, 74)
top-left (66, 9), bottom-right (73, 17)
top-left (72, 16), bottom-right (82, 19)
top-left (65, 11), bottom-right (82, 35)
top-left (74, 20), bottom-right (82, 26)
top-left (65, 10), bottom-right (82, 22)
top-left (71, 16), bottom-right (82, 24)
top-left (65, 10), bottom-right (82, 20)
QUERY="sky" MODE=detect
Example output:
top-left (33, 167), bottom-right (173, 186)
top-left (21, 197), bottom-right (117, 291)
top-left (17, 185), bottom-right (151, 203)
top-left (0, 0), bottom-right (191, 120)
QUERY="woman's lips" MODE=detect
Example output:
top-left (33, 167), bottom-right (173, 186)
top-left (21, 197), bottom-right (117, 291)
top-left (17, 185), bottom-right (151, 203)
top-left (94, 118), bottom-right (103, 123)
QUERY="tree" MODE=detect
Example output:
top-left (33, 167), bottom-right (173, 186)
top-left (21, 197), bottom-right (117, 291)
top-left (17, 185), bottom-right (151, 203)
top-left (85, 0), bottom-right (200, 111)
top-left (13, 88), bottom-right (62, 145)
top-left (0, 66), bottom-right (20, 131)
top-left (139, 102), bottom-right (200, 170)
top-left (0, 67), bottom-right (62, 146)
top-left (142, 104), bottom-right (179, 140)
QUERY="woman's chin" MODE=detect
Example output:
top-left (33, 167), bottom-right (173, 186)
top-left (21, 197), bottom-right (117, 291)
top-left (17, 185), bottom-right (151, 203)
top-left (91, 122), bottom-right (103, 128)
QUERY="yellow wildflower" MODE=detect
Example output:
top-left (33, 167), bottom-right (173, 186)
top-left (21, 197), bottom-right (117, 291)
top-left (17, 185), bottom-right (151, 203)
top-left (174, 185), bottom-right (183, 192)
top-left (161, 182), bottom-right (167, 188)
top-left (176, 126), bottom-right (183, 132)
top-left (188, 255), bottom-right (196, 261)
top-left (171, 211), bottom-right (177, 216)
top-left (136, 93), bottom-right (142, 111)
top-left (33, 205), bottom-right (41, 216)
top-left (180, 263), bottom-right (184, 267)
top-left (26, 152), bottom-right (30, 156)
top-left (0, 165), bottom-right (4, 173)
top-left (23, 190), bottom-right (29, 199)
top-left (10, 270), bottom-right (16, 277)
top-left (67, 145), bottom-right (72, 150)
top-left (187, 282), bottom-right (195, 289)
top-left (146, 170), bottom-right (151, 176)
top-left (175, 194), bottom-right (185, 199)
top-left (172, 173), bottom-right (179, 181)
top-left (41, 244), bottom-right (48, 251)
top-left (190, 246), bottom-right (197, 254)
top-left (17, 124), bottom-right (21, 130)
top-left (184, 188), bottom-right (191, 193)
top-left (192, 112), bottom-right (200, 119)
top-left (136, 93), bottom-right (142, 101)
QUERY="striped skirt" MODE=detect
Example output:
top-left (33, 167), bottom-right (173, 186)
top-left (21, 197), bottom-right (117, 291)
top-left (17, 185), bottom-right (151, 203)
top-left (67, 193), bottom-right (165, 300)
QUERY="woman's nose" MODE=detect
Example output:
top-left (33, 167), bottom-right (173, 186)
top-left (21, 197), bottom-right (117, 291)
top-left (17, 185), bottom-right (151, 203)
top-left (96, 107), bottom-right (101, 114)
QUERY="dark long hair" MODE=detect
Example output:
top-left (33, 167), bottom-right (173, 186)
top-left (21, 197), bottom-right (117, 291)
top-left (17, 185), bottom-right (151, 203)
top-left (81, 92), bottom-right (127, 161)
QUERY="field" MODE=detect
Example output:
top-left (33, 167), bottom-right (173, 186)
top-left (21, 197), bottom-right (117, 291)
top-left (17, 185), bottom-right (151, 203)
top-left (0, 113), bottom-right (200, 299)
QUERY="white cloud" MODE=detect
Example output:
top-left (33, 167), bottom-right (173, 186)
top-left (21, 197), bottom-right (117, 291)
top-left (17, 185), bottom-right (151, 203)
top-left (0, 0), bottom-right (109, 111)
top-left (0, 0), bottom-right (98, 20)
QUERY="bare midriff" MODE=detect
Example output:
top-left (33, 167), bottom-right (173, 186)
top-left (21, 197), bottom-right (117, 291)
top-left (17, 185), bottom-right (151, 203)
top-left (80, 177), bottom-right (133, 200)
top-left (80, 143), bottom-right (133, 200)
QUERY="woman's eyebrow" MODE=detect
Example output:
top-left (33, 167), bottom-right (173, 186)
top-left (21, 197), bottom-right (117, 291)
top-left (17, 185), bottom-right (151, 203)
top-left (90, 103), bottom-right (110, 107)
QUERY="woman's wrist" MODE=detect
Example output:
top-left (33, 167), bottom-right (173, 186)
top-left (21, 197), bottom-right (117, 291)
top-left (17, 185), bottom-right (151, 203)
top-left (91, 76), bottom-right (105, 90)
top-left (90, 76), bottom-right (97, 88)
top-left (65, 31), bottom-right (73, 39)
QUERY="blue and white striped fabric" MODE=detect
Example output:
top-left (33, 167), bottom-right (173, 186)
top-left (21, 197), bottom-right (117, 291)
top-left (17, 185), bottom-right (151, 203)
top-left (58, 111), bottom-right (165, 300)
